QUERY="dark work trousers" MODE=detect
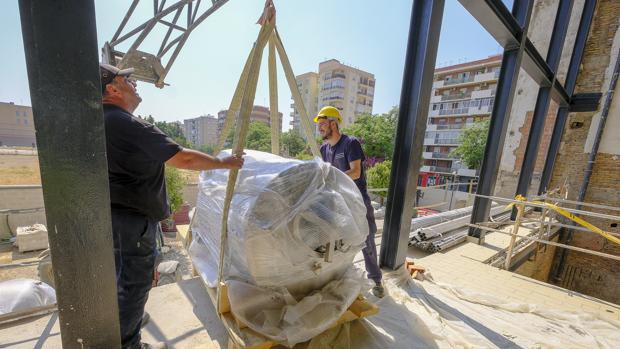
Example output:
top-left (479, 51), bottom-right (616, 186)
top-left (111, 209), bottom-right (158, 349)
top-left (362, 195), bottom-right (382, 284)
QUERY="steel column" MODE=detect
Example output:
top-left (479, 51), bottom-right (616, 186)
top-left (468, 0), bottom-right (534, 240)
top-left (380, 0), bottom-right (444, 269)
top-left (18, 0), bottom-right (120, 347)
top-left (514, 0), bottom-right (573, 210)
top-left (539, 0), bottom-right (598, 195)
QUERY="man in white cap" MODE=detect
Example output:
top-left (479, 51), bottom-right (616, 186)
top-left (100, 63), bottom-right (244, 348)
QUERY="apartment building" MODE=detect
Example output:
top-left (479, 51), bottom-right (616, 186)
top-left (183, 115), bottom-right (219, 147)
top-left (217, 105), bottom-right (282, 135)
top-left (291, 59), bottom-right (375, 136)
top-left (0, 102), bottom-right (36, 147)
top-left (289, 72), bottom-right (319, 132)
top-left (420, 55), bottom-right (502, 187)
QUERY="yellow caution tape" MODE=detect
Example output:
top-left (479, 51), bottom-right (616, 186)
top-left (509, 195), bottom-right (620, 246)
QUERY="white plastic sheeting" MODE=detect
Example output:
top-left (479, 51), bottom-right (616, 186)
top-left (0, 279), bottom-right (56, 315)
top-left (189, 150), bottom-right (369, 346)
top-left (308, 266), bottom-right (620, 349)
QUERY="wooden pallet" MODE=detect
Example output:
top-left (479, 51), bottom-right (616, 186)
top-left (206, 282), bottom-right (379, 349)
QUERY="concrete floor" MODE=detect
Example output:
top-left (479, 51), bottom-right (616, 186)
top-left (1, 222), bottom-right (619, 348)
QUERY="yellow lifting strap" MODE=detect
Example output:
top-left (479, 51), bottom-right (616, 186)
top-left (509, 195), bottom-right (620, 246)
top-left (214, 0), bottom-right (320, 313)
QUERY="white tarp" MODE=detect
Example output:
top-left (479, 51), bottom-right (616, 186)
top-left (0, 279), bottom-right (56, 315)
top-left (308, 266), bottom-right (620, 349)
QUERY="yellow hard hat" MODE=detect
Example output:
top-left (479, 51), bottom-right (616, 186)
top-left (314, 106), bottom-right (342, 123)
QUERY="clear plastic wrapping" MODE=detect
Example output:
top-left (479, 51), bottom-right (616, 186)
top-left (189, 150), bottom-right (369, 346)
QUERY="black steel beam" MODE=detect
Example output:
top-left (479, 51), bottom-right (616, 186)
top-left (468, 0), bottom-right (534, 240)
top-left (513, 0), bottom-right (573, 210)
top-left (18, 1), bottom-right (121, 348)
top-left (460, 0), bottom-right (572, 106)
top-left (539, 0), bottom-right (597, 195)
top-left (570, 92), bottom-right (602, 112)
top-left (380, 0), bottom-right (444, 269)
top-left (458, 0), bottom-right (521, 48)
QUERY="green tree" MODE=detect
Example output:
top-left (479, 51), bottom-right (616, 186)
top-left (280, 131), bottom-right (306, 157)
top-left (366, 160), bottom-right (391, 203)
top-left (141, 115), bottom-right (191, 148)
top-left (225, 121), bottom-right (273, 152)
top-left (164, 166), bottom-right (185, 216)
top-left (450, 120), bottom-right (490, 169)
top-left (342, 106), bottom-right (398, 159)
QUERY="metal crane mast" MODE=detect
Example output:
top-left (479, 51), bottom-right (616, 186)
top-left (102, 0), bottom-right (230, 88)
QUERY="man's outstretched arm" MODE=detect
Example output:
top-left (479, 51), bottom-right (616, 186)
top-left (166, 148), bottom-right (244, 170)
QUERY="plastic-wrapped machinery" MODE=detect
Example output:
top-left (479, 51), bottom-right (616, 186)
top-left (189, 150), bottom-right (369, 346)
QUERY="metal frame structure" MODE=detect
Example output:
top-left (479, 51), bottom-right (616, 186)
top-left (382, 0), bottom-right (598, 268)
top-left (102, 0), bottom-right (229, 87)
top-left (380, 0), bottom-right (445, 269)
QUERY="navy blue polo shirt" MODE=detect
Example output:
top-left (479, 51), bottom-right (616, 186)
top-left (320, 134), bottom-right (368, 197)
top-left (104, 104), bottom-right (182, 221)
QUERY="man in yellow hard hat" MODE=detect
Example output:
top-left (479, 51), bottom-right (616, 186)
top-left (314, 106), bottom-right (384, 298)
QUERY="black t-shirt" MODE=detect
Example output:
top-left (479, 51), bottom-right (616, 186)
top-left (103, 104), bottom-right (182, 220)
top-left (320, 134), bottom-right (368, 197)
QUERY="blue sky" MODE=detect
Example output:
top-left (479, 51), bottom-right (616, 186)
top-left (0, 0), bottom-right (501, 130)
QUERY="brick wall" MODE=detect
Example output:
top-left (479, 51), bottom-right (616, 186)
top-left (548, 0), bottom-right (620, 304)
top-left (513, 102), bottom-right (558, 174)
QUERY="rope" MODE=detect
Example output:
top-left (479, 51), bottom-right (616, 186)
top-left (214, 1), bottom-right (323, 312)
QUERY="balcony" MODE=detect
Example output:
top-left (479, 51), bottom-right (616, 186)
top-left (332, 73), bottom-right (346, 79)
top-left (444, 75), bottom-right (474, 86)
top-left (467, 104), bottom-right (493, 115)
top-left (424, 151), bottom-right (456, 159)
top-left (457, 168), bottom-right (479, 177)
top-left (438, 107), bottom-right (469, 116)
top-left (435, 138), bottom-right (459, 145)
top-left (471, 89), bottom-right (495, 99)
top-left (441, 92), bottom-right (472, 101)
top-left (420, 165), bottom-right (456, 174)
top-left (423, 138), bottom-right (436, 146)
top-left (322, 96), bottom-right (344, 101)
top-left (473, 70), bottom-right (500, 83)
top-left (434, 123), bottom-right (465, 130)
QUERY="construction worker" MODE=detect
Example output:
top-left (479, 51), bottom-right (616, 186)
top-left (314, 106), bottom-right (385, 298)
top-left (99, 63), bottom-right (244, 349)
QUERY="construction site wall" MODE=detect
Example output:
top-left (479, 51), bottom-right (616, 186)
top-left (548, 0), bottom-right (620, 304)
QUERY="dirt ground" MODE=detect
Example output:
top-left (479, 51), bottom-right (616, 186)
top-left (0, 154), bottom-right (41, 185)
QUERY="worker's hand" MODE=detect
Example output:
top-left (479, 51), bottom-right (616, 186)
top-left (220, 155), bottom-right (244, 169)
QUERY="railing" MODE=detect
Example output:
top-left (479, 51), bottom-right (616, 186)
top-left (432, 152), bottom-right (455, 159)
top-left (467, 193), bottom-right (620, 270)
top-left (322, 96), bottom-right (344, 101)
top-left (322, 85), bottom-right (344, 91)
top-left (441, 92), bottom-right (472, 101)
top-left (444, 75), bottom-right (475, 86)
top-left (435, 124), bottom-right (465, 130)
top-left (439, 107), bottom-right (469, 116)
top-left (426, 166), bottom-right (455, 173)
top-left (435, 138), bottom-right (459, 144)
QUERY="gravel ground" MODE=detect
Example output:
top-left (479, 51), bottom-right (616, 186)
top-left (156, 231), bottom-right (195, 286)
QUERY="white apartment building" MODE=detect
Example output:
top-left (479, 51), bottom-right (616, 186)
top-left (291, 59), bottom-right (375, 136)
top-left (183, 115), bottom-right (219, 147)
top-left (419, 55), bottom-right (502, 187)
top-left (0, 102), bottom-right (36, 147)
